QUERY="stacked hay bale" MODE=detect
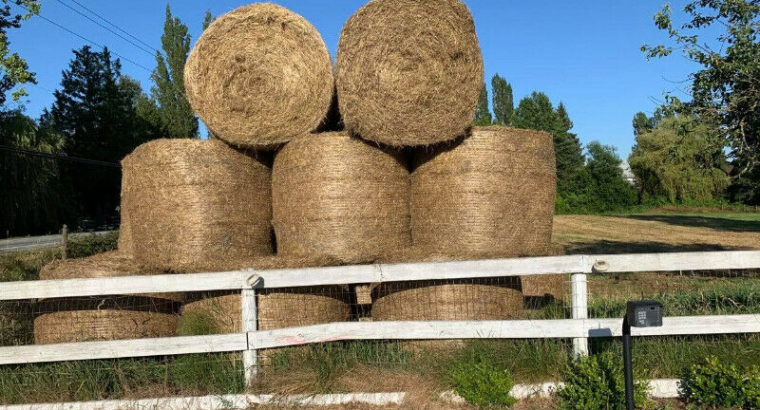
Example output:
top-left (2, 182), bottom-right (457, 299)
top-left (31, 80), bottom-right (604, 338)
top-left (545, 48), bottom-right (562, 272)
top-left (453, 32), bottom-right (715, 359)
top-left (122, 139), bottom-right (273, 273)
top-left (34, 252), bottom-right (180, 344)
top-left (184, 3), bottom-right (334, 148)
top-left (272, 132), bottom-right (411, 263)
top-left (181, 256), bottom-right (350, 362)
top-left (410, 126), bottom-right (562, 304)
top-left (336, 0), bottom-right (483, 146)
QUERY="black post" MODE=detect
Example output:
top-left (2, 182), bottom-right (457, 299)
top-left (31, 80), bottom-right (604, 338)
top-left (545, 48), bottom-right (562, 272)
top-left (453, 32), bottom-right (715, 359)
top-left (622, 316), bottom-right (634, 410)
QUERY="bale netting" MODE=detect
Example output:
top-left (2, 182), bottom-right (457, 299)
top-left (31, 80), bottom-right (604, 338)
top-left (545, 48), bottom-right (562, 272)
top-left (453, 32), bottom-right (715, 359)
top-left (371, 277), bottom-right (523, 351)
top-left (411, 126), bottom-right (556, 258)
top-left (34, 252), bottom-right (180, 344)
top-left (272, 132), bottom-right (411, 263)
top-left (336, 0), bottom-right (483, 146)
top-left (184, 3), bottom-right (333, 149)
top-left (180, 256), bottom-right (350, 363)
top-left (122, 139), bottom-right (273, 272)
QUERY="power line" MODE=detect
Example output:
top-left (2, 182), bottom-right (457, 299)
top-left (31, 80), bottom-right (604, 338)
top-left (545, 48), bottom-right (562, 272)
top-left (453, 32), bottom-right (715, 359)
top-left (54, 0), bottom-right (157, 57)
top-left (17, 4), bottom-right (152, 73)
top-left (0, 145), bottom-right (121, 168)
top-left (66, 0), bottom-right (156, 53)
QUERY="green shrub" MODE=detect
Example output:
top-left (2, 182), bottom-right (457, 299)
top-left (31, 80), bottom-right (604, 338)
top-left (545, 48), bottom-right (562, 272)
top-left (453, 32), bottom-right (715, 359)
top-left (450, 355), bottom-right (516, 408)
top-left (66, 231), bottom-right (119, 258)
top-left (558, 352), bottom-right (648, 410)
top-left (679, 356), bottom-right (760, 408)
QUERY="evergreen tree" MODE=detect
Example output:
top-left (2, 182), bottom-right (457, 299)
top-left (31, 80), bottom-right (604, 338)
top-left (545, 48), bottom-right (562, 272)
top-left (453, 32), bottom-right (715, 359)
top-left (50, 46), bottom-right (148, 222)
top-left (583, 142), bottom-right (636, 212)
top-left (151, 5), bottom-right (197, 138)
top-left (513, 93), bottom-right (585, 195)
top-left (491, 73), bottom-right (513, 125)
top-left (202, 10), bottom-right (214, 30)
top-left (473, 83), bottom-right (492, 126)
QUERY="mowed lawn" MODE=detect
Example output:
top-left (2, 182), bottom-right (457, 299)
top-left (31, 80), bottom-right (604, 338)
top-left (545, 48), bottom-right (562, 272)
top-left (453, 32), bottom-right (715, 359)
top-left (553, 211), bottom-right (760, 254)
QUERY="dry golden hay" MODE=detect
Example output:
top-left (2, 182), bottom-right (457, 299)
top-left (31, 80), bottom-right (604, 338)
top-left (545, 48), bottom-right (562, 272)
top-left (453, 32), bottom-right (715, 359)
top-left (521, 243), bottom-right (569, 305)
top-left (372, 277), bottom-right (523, 352)
top-left (184, 3), bottom-right (333, 149)
top-left (122, 138), bottom-right (273, 273)
top-left (412, 126), bottom-right (556, 258)
top-left (336, 0), bottom-right (483, 146)
top-left (34, 252), bottom-right (180, 344)
top-left (272, 132), bottom-right (411, 264)
top-left (181, 255), bottom-right (350, 362)
top-left (117, 180), bottom-right (133, 255)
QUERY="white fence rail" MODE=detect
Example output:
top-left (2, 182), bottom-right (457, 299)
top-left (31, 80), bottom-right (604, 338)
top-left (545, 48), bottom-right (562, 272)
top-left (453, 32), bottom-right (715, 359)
top-left (1, 250), bottom-right (759, 387)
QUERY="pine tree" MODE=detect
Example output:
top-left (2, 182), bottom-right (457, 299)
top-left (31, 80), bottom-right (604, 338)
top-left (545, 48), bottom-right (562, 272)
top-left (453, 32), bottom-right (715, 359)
top-left (491, 73), bottom-right (513, 125)
top-left (50, 46), bottom-right (147, 222)
top-left (473, 83), bottom-right (492, 126)
top-left (202, 10), bottom-right (214, 30)
top-left (632, 112), bottom-right (653, 136)
top-left (151, 5), bottom-right (197, 138)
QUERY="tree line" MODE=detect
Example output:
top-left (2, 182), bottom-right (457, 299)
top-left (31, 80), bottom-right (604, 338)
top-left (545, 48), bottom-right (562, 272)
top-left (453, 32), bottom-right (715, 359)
top-left (0, 3), bottom-right (207, 236)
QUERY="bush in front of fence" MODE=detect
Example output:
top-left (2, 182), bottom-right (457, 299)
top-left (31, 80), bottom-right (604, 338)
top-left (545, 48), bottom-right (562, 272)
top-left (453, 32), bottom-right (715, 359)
top-left (449, 354), bottom-right (517, 408)
top-left (679, 356), bottom-right (760, 409)
top-left (557, 352), bottom-right (648, 410)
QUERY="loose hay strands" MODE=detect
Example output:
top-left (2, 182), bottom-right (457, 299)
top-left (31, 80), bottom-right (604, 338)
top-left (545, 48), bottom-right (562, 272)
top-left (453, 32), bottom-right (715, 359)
top-left (336, 0), bottom-right (483, 146)
top-left (412, 126), bottom-right (556, 258)
top-left (117, 180), bottom-right (133, 256)
top-left (122, 139), bottom-right (273, 273)
top-left (184, 3), bottom-right (334, 149)
top-left (34, 252), bottom-right (180, 344)
top-left (272, 132), bottom-right (411, 264)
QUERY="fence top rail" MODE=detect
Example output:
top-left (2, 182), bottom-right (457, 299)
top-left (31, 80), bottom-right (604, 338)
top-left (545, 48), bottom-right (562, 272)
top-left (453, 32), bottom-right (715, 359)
top-left (0, 250), bottom-right (759, 300)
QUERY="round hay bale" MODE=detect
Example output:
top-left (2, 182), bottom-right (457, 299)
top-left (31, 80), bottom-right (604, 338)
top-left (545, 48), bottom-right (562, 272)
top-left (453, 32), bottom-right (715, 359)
top-left (184, 3), bottom-right (333, 149)
top-left (272, 132), bottom-right (410, 263)
top-left (34, 252), bottom-right (180, 344)
top-left (336, 0), bottom-right (483, 146)
top-left (411, 126), bottom-right (556, 258)
top-left (181, 256), bottom-right (350, 364)
top-left (122, 139), bottom-right (273, 272)
top-left (372, 278), bottom-right (523, 351)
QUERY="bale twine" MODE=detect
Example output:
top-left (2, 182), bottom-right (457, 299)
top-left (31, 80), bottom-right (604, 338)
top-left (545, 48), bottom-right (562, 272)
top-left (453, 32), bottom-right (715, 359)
top-left (272, 132), bottom-right (410, 263)
top-left (122, 139), bottom-right (273, 272)
top-left (184, 3), bottom-right (333, 149)
top-left (34, 252), bottom-right (180, 344)
top-left (181, 256), bottom-right (350, 363)
top-left (336, 0), bottom-right (483, 146)
top-left (412, 126), bottom-right (556, 258)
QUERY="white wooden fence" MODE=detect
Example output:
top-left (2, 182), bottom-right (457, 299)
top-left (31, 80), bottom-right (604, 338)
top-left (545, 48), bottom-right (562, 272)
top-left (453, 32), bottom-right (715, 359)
top-left (1, 250), bottom-right (760, 388)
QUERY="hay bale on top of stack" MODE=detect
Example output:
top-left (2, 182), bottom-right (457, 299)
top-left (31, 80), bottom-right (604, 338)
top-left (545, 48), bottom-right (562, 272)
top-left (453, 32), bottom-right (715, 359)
top-left (184, 3), bottom-right (334, 149)
top-left (122, 138), bottom-right (272, 273)
top-left (336, 0), bottom-right (483, 146)
top-left (34, 252), bottom-right (180, 344)
top-left (272, 132), bottom-right (411, 264)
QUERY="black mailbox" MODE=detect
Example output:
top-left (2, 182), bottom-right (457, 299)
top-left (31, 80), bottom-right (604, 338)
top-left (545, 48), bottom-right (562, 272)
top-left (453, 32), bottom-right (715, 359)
top-left (625, 300), bottom-right (663, 328)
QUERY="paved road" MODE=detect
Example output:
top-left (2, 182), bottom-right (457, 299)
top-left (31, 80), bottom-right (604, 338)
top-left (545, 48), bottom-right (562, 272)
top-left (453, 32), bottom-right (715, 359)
top-left (0, 231), bottom-right (113, 254)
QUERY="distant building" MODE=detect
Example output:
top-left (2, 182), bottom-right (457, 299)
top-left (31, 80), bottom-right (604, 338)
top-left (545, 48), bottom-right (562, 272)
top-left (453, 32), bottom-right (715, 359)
top-left (619, 161), bottom-right (636, 185)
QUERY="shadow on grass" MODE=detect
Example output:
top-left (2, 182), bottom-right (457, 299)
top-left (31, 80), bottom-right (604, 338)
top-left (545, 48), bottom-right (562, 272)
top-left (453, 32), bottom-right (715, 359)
top-left (625, 214), bottom-right (760, 233)
top-left (563, 240), bottom-right (731, 255)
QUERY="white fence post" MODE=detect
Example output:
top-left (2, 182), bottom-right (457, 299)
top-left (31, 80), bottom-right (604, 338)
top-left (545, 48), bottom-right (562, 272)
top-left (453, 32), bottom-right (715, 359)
top-left (571, 272), bottom-right (589, 357)
top-left (242, 274), bottom-right (260, 385)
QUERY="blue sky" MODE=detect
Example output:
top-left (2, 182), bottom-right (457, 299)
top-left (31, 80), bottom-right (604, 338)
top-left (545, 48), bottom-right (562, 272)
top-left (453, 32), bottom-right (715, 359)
top-left (9, 0), bottom-right (703, 158)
